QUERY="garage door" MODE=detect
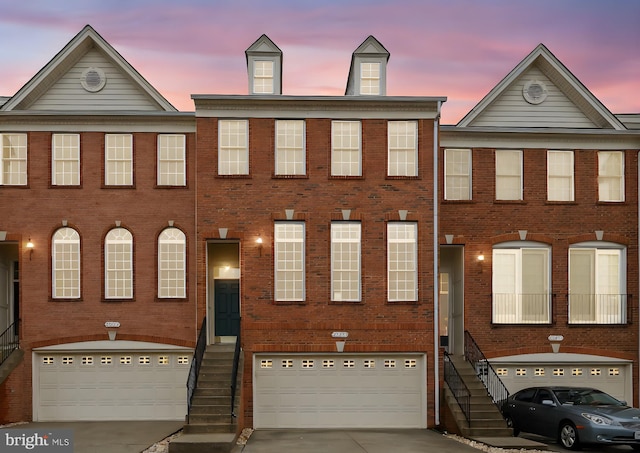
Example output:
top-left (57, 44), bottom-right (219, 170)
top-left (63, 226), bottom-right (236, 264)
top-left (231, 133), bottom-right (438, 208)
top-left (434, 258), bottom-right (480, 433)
top-left (490, 353), bottom-right (632, 404)
top-left (34, 344), bottom-right (192, 421)
top-left (254, 353), bottom-right (426, 428)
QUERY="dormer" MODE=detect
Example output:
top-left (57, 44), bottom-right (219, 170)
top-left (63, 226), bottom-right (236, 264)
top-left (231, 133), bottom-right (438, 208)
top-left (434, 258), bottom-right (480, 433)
top-left (245, 34), bottom-right (282, 95)
top-left (345, 36), bottom-right (389, 96)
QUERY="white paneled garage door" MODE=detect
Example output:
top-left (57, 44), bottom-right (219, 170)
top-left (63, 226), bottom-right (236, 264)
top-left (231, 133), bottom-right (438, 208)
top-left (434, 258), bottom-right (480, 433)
top-left (34, 343), bottom-right (192, 421)
top-left (254, 353), bottom-right (427, 429)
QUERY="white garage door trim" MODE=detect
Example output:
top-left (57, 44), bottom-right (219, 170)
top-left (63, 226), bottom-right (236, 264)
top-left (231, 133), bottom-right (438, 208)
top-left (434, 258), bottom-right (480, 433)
top-left (33, 340), bottom-right (193, 421)
top-left (253, 353), bottom-right (427, 429)
top-left (490, 353), bottom-right (632, 404)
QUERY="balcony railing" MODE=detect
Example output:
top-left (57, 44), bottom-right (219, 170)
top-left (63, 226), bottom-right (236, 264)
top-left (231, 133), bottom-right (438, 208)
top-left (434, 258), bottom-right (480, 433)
top-left (569, 294), bottom-right (628, 324)
top-left (0, 322), bottom-right (19, 367)
top-left (492, 293), bottom-right (551, 324)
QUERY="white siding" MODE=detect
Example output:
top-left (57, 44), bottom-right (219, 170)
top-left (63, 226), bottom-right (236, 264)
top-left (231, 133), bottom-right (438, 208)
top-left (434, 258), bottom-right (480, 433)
top-left (30, 49), bottom-right (161, 111)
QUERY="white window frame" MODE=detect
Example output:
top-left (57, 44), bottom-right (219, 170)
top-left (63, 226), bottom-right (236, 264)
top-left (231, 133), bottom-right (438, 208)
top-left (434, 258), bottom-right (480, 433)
top-left (331, 121), bottom-right (361, 177)
top-left (158, 227), bottom-right (186, 299)
top-left (569, 242), bottom-right (626, 324)
top-left (360, 62), bottom-right (381, 95)
top-left (275, 120), bottom-right (305, 176)
top-left (219, 120), bottom-right (249, 175)
top-left (495, 150), bottom-right (522, 200)
top-left (387, 222), bottom-right (418, 302)
top-left (492, 243), bottom-right (551, 324)
top-left (252, 60), bottom-right (274, 94)
top-left (0, 133), bottom-right (27, 186)
top-left (444, 149), bottom-right (471, 200)
top-left (157, 134), bottom-right (186, 186)
top-left (105, 228), bottom-right (133, 299)
top-left (547, 150), bottom-right (574, 201)
top-left (274, 222), bottom-right (305, 302)
top-left (388, 121), bottom-right (418, 177)
top-left (52, 134), bottom-right (80, 186)
top-left (52, 227), bottom-right (81, 299)
top-left (105, 134), bottom-right (133, 186)
top-left (331, 222), bottom-right (361, 302)
top-left (598, 151), bottom-right (625, 202)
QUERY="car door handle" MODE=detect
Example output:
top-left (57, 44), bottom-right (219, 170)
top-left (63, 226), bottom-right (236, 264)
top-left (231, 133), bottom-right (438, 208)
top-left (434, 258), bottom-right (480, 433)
top-left (529, 407), bottom-right (536, 411)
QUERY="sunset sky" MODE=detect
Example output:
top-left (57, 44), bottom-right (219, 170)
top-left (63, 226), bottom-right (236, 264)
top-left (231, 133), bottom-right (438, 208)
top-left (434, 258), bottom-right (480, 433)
top-left (1, 0), bottom-right (638, 124)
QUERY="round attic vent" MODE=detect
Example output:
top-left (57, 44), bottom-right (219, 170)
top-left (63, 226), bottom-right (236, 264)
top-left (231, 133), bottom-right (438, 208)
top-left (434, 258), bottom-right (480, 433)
top-left (523, 80), bottom-right (548, 105)
top-left (80, 67), bottom-right (106, 92)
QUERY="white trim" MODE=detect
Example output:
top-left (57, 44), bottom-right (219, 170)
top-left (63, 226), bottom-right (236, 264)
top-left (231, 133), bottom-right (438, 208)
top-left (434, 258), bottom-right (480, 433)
top-left (490, 353), bottom-right (632, 364)
top-left (33, 340), bottom-right (193, 352)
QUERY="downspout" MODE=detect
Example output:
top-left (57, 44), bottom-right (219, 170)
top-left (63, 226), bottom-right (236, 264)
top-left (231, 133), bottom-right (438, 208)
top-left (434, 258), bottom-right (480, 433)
top-left (433, 101), bottom-right (441, 426)
top-left (637, 151), bottom-right (639, 406)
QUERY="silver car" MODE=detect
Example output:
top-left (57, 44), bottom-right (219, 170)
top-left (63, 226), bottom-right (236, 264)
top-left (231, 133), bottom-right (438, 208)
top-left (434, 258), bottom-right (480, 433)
top-left (502, 386), bottom-right (640, 450)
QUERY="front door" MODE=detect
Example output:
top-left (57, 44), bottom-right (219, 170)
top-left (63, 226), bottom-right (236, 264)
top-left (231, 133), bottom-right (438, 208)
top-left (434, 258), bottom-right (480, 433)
top-left (214, 279), bottom-right (240, 336)
top-left (439, 246), bottom-right (464, 355)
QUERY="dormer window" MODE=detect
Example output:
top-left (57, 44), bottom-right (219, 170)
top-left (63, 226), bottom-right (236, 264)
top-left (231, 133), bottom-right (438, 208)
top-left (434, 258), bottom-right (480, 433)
top-left (246, 35), bottom-right (282, 95)
top-left (253, 60), bottom-right (274, 94)
top-left (360, 62), bottom-right (380, 95)
top-left (345, 36), bottom-right (389, 96)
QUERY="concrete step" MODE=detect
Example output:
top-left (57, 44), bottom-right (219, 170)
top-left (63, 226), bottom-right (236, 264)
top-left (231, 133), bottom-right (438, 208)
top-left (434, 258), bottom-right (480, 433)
top-left (168, 432), bottom-right (237, 453)
top-left (183, 423), bottom-right (237, 434)
top-left (464, 427), bottom-right (513, 437)
top-left (194, 388), bottom-right (232, 397)
top-left (188, 413), bottom-right (238, 425)
top-left (189, 404), bottom-right (234, 416)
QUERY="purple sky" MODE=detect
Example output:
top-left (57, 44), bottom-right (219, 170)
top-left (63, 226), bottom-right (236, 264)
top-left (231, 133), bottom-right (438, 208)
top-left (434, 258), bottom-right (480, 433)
top-left (1, 0), bottom-right (638, 124)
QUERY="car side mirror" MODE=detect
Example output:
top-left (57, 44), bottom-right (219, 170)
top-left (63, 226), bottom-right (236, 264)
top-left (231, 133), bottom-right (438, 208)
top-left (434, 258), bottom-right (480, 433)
top-left (620, 400), bottom-right (628, 406)
top-left (542, 399), bottom-right (556, 407)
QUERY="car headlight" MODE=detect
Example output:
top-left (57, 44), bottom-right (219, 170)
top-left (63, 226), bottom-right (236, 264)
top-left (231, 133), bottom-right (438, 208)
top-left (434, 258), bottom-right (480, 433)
top-left (581, 413), bottom-right (616, 425)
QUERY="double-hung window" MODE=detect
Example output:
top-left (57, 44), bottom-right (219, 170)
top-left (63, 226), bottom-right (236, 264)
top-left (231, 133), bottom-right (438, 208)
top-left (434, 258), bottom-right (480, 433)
top-left (387, 222), bottom-right (418, 302)
top-left (331, 121), bottom-right (361, 176)
top-left (52, 227), bottom-right (81, 299)
top-left (253, 61), bottom-right (274, 94)
top-left (444, 149), bottom-right (471, 200)
top-left (1, 133), bottom-right (27, 186)
top-left (360, 62), bottom-right (381, 95)
top-left (52, 134), bottom-right (80, 186)
top-left (275, 120), bottom-right (305, 176)
top-left (547, 150), bottom-right (574, 201)
top-left (157, 134), bottom-right (185, 186)
top-left (598, 151), bottom-right (624, 202)
top-left (274, 222), bottom-right (305, 302)
top-left (331, 222), bottom-right (361, 302)
top-left (569, 243), bottom-right (626, 324)
top-left (219, 120), bottom-right (249, 175)
top-left (105, 134), bottom-right (133, 186)
top-left (495, 150), bottom-right (522, 200)
top-left (158, 228), bottom-right (186, 299)
top-left (492, 244), bottom-right (550, 324)
top-left (388, 121), bottom-right (417, 177)
top-left (105, 228), bottom-right (133, 299)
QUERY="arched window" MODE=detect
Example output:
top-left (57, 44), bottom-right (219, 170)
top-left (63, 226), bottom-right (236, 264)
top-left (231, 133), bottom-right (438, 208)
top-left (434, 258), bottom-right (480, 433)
top-left (158, 228), bottom-right (186, 299)
top-left (105, 228), bottom-right (133, 299)
top-left (52, 227), bottom-right (80, 299)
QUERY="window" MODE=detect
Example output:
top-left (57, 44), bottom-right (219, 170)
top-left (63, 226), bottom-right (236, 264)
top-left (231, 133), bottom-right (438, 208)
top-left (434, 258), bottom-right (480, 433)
top-left (105, 134), bottom-right (133, 186)
top-left (331, 222), bottom-right (361, 302)
top-left (331, 121), bottom-right (361, 176)
top-left (444, 149), bottom-right (471, 200)
top-left (253, 60), bottom-right (274, 94)
top-left (387, 223), bottom-right (418, 302)
top-left (158, 227), bottom-right (186, 298)
top-left (1, 133), bottom-right (27, 185)
top-left (360, 62), bottom-right (380, 95)
top-left (105, 228), bottom-right (133, 299)
top-left (274, 222), bottom-right (305, 301)
top-left (495, 150), bottom-right (522, 200)
top-left (219, 120), bottom-right (249, 175)
top-left (598, 151), bottom-right (624, 202)
top-left (547, 150), bottom-right (574, 201)
top-left (52, 227), bottom-right (80, 299)
top-left (388, 121), bottom-right (417, 177)
top-left (569, 243), bottom-right (626, 324)
top-left (275, 120), bottom-right (305, 175)
top-left (52, 134), bottom-right (80, 186)
top-left (492, 244), bottom-right (550, 324)
top-left (157, 134), bottom-right (185, 186)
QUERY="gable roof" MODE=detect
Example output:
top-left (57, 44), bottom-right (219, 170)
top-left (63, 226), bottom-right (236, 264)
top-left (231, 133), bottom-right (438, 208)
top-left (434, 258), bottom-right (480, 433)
top-left (1, 25), bottom-right (177, 112)
top-left (457, 44), bottom-right (625, 130)
top-left (245, 34), bottom-right (282, 59)
top-left (345, 36), bottom-right (390, 95)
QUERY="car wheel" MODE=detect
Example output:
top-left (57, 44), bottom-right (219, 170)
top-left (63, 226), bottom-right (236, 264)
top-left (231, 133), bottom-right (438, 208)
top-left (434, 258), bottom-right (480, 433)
top-left (559, 421), bottom-right (580, 450)
top-left (504, 415), bottom-right (520, 436)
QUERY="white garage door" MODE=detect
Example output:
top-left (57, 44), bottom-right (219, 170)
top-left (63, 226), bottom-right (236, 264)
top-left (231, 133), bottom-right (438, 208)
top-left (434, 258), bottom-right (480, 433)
top-left (254, 353), bottom-right (427, 429)
top-left (490, 353), bottom-right (632, 404)
top-left (35, 344), bottom-right (192, 421)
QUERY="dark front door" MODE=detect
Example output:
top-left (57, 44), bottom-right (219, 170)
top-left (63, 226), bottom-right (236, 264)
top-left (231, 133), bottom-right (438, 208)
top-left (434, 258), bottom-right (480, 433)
top-left (214, 279), bottom-right (240, 336)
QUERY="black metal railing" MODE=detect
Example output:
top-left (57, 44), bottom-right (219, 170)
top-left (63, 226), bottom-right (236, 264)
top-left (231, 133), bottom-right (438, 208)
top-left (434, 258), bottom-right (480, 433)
top-left (464, 330), bottom-right (509, 409)
top-left (0, 322), bottom-right (19, 367)
top-left (186, 316), bottom-right (207, 421)
top-left (492, 293), bottom-right (551, 324)
top-left (230, 317), bottom-right (241, 418)
top-left (444, 351), bottom-right (471, 424)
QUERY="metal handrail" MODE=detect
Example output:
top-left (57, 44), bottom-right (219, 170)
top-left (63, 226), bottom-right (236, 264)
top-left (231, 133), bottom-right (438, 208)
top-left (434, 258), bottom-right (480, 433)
top-left (230, 317), bottom-right (241, 417)
top-left (464, 330), bottom-right (509, 409)
top-left (0, 322), bottom-right (19, 366)
top-left (186, 316), bottom-right (207, 421)
top-left (443, 351), bottom-right (471, 424)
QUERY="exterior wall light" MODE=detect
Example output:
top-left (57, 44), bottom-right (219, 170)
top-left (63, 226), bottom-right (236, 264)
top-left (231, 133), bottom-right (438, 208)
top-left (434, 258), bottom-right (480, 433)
top-left (256, 237), bottom-right (263, 256)
top-left (26, 238), bottom-right (34, 260)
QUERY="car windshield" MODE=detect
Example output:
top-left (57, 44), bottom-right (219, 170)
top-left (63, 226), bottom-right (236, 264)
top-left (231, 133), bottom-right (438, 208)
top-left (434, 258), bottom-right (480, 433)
top-left (553, 389), bottom-right (623, 406)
